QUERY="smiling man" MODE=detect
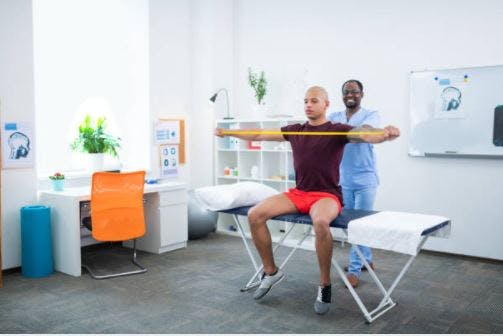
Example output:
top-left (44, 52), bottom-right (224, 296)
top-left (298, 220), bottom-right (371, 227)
top-left (215, 86), bottom-right (400, 315)
top-left (328, 80), bottom-right (381, 289)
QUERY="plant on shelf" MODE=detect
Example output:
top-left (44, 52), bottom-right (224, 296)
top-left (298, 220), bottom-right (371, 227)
top-left (49, 172), bottom-right (65, 191)
top-left (49, 172), bottom-right (65, 180)
top-left (248, 67), bottom-right (267, 105)
top-left (70, 115), bottom-right (121, 157)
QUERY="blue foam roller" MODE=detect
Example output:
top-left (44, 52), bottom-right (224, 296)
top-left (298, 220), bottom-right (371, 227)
top-left (20, 205), bottom-right (54, 278)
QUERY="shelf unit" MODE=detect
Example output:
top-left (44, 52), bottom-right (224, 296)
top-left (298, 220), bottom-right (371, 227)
top-left (215, 117), bottom-right (321, 250)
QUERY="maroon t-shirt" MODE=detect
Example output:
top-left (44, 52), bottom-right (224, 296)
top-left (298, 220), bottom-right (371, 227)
top-left (281, 121), bottom-right (354, 201)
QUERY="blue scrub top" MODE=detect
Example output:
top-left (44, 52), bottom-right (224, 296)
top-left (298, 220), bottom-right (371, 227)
top-left (328, 107), bottom-right (380, 190)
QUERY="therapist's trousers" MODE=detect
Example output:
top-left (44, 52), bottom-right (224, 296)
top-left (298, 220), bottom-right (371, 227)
top-left (342, 187), bottom-right (377, 278)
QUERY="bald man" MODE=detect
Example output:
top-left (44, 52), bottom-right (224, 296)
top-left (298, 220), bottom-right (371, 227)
top-left (215, 86), bottom-right (400, 315)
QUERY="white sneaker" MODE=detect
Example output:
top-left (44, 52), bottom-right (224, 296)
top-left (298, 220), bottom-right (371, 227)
top-left (253, 268), bottom-right (285, 300)
top-left (314, 284), bottom-right (331, 315)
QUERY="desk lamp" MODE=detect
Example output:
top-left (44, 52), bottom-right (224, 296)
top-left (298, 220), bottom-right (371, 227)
top-left (209, 88), bottom-right (233, 119)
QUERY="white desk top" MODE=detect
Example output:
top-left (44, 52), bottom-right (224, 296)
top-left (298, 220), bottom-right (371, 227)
top-left (38, 181), bottom-right (186, 201)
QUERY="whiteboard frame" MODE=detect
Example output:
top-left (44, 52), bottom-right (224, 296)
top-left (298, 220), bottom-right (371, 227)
top-left (409, 64), bottom-right (503, 159)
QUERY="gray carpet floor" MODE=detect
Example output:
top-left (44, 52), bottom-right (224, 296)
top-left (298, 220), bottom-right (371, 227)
top-left (1, 233), bottom-right (502, 333)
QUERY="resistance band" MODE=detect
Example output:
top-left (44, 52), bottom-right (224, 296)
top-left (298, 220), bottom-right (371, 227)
top-left (221, 130), bottom-right (384, 136)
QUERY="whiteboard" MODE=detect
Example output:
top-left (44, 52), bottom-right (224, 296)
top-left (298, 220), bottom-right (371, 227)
top-left (409, 65), bottom-right (503, 158)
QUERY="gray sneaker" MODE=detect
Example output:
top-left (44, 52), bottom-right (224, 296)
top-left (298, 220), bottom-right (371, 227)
top-left (314, 284), bottom-right (331, 315)
top-left (253, 268), bottom-right (285, 300)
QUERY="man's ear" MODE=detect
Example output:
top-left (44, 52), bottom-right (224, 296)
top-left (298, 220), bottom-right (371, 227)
top-left (361, 92), bottom-right (364, 99)
top-left (325, 99), bottom-right (330, 109)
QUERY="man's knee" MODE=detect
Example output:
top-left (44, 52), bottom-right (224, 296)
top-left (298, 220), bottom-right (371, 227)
top-left (312, 216), bottom-right (332, 237)
top-left (248, 206), bottom-right (270, 227)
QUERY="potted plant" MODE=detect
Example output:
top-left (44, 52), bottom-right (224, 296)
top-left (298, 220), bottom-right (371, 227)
top-left (70, 115), bottom-right (121, 172)
top-left (248, 67), bottom-right (268, 113)
top-left (49, 172), bottom-right (65, 191)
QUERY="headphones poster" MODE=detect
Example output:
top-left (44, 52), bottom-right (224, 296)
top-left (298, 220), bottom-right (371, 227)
top-left (434, 75), bottom-right (469, 119)
top-left (2, 122), bottom-right (35, 169)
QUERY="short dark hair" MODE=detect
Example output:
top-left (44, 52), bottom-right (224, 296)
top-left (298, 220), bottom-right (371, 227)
top-left (342, 79), bottom-right (363, 92)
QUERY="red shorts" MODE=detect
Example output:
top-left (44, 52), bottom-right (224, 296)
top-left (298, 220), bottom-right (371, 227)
top-left (284, 188), bottom-right (342, 214)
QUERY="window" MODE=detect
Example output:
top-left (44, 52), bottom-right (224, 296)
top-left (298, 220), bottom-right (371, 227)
top-left (33, 0), bottom-right (150, 175)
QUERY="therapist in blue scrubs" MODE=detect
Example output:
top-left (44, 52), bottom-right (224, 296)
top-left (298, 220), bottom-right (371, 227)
top-left (328, 79), bottom-right (380, 288)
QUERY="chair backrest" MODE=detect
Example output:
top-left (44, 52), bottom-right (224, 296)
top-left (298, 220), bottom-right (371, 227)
top-left (90, 171), bottom-right (146, 241)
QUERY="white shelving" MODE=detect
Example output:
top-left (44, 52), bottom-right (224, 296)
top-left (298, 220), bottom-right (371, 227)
top-left (215, 117), bottom-right (321, 250)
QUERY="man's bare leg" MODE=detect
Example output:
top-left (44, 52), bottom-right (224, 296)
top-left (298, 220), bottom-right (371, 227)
top-left (309, 198), bottom-right (340, 286)
top-left (310, 197), bottom-right (340, 314)
top-left (247, 193), bottom-right (297, 275)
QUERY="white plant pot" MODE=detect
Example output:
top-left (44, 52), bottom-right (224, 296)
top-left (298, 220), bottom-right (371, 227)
top-left (86, 153), bottom-right (105, 172)
top-left (253, 103), bottom-right (267, 116)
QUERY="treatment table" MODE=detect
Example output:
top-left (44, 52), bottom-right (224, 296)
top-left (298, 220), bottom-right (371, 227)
top-left (220, 206), bottom-right (451, 323)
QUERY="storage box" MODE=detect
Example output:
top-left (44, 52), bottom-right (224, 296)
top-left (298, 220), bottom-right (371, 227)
top-left (248, 140), bottom-right (261, 150)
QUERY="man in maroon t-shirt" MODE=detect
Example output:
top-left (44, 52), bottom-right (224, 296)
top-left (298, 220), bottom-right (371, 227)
top-left (215, 86), bottom-right (400, 315)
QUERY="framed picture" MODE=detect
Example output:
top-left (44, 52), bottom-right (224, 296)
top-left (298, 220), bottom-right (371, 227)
top-left (1, 122), bottom-right (35, 168)
top-left (159, 144), bottom-right (178, 178)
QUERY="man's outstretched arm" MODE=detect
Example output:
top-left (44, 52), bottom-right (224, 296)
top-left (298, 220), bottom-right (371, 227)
top-left (214, 128), bottom-right (286, 141)
top-left (347, 125), bottom-right (400, 144)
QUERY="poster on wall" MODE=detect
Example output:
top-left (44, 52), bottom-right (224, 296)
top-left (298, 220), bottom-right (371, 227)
top-left (159, 144), bottom-right (178, 178)
top-left (1, 122), bottom-right (35, 168)
top-left (434, 75), bottom-right (469, 119)
top-left (154, 120), bottom-right (180, 145)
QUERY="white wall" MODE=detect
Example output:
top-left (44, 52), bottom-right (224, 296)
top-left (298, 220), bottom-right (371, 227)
top-left (149, 0), bottom-right (193, 183)
top-left (149, 0), bottom-right (236, 188)
top-left (0, 0), bottom-right (38, 269)
top-left (189, 0), bottom-right (236, 189)
top-left (33, 0), bottom-right (150, 174)
top-left (201, 0), bottom-right (503, 259)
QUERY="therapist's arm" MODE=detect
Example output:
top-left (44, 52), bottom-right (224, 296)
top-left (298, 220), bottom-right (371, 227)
top-left (347, 125), bottom-right (400, 143)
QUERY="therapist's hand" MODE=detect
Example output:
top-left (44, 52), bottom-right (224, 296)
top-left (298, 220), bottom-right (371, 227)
top-left (383, 125), bottom-right (400, 141)
top-left (214, 128), bottom-right (226, 138)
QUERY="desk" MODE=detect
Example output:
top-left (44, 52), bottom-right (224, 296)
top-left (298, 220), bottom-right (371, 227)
top-left (38, 182), bottom-right (187, 277)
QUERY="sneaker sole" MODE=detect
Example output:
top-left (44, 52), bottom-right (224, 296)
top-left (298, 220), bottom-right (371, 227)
top-left (344, 264), bottom-right (374, 272)
top-left (314, 303), bottom-right (330, 315)
top-left (254, 273), bottom-right (286, 300)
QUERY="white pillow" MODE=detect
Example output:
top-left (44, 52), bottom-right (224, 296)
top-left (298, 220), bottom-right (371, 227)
top-left (194, 182), bottom-right (280, 211)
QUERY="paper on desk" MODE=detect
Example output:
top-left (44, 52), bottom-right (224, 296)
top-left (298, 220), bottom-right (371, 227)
top-left (348, 211), bottom-right (451, 256)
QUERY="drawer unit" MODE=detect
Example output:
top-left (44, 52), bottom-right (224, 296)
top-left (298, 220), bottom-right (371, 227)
top-left (125, 187), bottom-right (188, 254)
top-left (159, 189), bottom-right (187, 206)
top-left (160, 203), bottom-right (188, 248)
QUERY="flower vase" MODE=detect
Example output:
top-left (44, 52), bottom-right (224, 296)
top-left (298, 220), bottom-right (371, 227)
top-left (86, 153), bottom-right (105, 172)
top-left (52, 179), bottom-right (64, 191)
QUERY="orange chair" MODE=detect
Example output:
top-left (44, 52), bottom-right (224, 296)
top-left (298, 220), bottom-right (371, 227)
top-left (81, 171), bottom-right (147, 279)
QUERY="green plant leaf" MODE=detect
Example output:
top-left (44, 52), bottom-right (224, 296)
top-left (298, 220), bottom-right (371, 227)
top-left (248, 67), bottom-right (268, 105)
top-left (70, 114), bottom-right (121, 157)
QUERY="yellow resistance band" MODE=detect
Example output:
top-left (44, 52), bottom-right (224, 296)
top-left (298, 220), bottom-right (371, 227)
top-left (221, 130), bottom-right (384, 136)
